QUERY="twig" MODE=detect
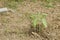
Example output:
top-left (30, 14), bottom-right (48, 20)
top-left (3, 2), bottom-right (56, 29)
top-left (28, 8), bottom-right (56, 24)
top-left (32, 32), bottom-right (40, 38)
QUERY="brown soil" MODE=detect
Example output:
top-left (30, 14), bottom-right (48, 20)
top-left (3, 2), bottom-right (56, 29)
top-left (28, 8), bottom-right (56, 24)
top-left (0, 0), bottom-right (60, 40)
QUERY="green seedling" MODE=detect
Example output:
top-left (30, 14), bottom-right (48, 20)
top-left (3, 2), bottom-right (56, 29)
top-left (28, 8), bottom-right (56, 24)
top-left (30, 12), bottom-right (47, 28)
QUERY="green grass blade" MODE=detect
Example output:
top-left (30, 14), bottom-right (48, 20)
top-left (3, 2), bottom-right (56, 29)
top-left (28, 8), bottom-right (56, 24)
top-left (42, 18), bottom-right (47, 27)
top-left (32, 19), bottom-right (37, 27)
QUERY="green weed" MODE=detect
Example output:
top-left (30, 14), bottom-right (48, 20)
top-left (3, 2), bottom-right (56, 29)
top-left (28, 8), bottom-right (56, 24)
top-left (30, 12), bottom-right (47, 28)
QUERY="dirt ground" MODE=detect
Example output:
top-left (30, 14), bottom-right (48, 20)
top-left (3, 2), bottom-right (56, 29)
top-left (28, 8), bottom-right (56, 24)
top-left (0, 0), bottom-right (60, 40)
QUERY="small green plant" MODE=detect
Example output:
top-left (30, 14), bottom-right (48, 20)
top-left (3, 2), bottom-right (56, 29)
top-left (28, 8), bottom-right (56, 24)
top-left (30, 12), bottom-right (47, 28)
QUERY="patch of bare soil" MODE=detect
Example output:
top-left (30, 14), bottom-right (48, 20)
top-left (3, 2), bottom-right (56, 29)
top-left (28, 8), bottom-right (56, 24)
top-left (0, 0), bottom-right (60, 40)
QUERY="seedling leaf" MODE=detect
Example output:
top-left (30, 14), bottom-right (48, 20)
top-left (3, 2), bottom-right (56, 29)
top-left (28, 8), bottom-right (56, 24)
top-left (42, 18), bottom-right (47, 27)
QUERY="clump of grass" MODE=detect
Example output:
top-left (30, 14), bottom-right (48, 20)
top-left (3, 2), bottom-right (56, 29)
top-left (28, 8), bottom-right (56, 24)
top-left (5, 0), bottom-right (24, 2)
top-left (29, 12), bottom-right (48, 33)
top-left (30, 0), bottom-right (37, 2)
top-left (41, 0), bottom-right (55, 8)
top-left (4, 0), bottom-right (24, 9)
top-left (4, 1), bottom-right (18, 9)
top-left (45, 0), bottom-right (54, 8)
